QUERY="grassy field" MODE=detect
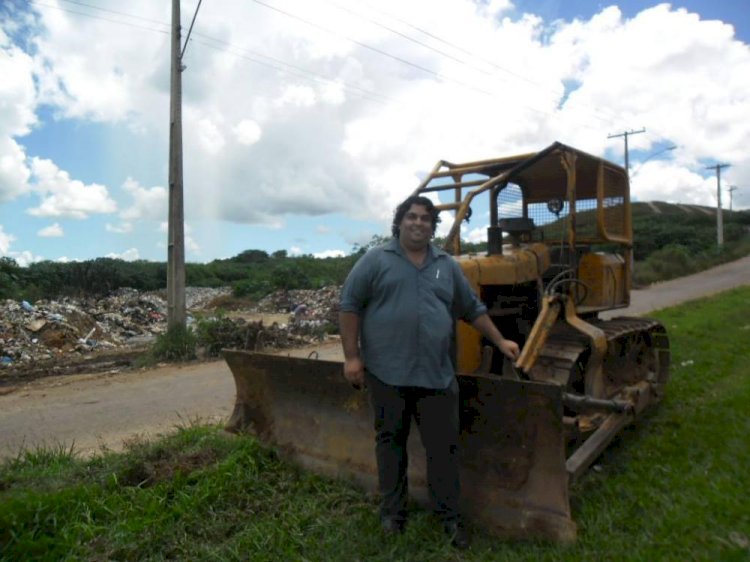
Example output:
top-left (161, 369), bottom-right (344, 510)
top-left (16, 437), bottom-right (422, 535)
top-left (1, 287), bottom-right (749, 561)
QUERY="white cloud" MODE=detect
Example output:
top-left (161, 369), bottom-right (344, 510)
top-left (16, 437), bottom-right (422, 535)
top-left (631, 160), bottom-right (716, 206)
top-left (275, 85), bottom-right (317, 108)
top-left (0, 137), bottom-right (31, 203)
top-left (194, 115), bottom-right (226, 155)
top-left (0, 225), bottom-right (42, 265)
top-left (119, 178), bottom-right (167, 221)
top-left (234, 119), bottom-right (262, 145)
top-left (0, 34), bottom-right (36, 202)
top-left (313, 249), bottom-right (345, 258)
top-left (289, 245), bottom-right (303, 256)
top-left (0, 225), bottom-right (15, 255)
top-left (28, 158), bottom-right (117, 219)
top-left (10, 250), bottom-right (44, 267)
top-left (37, 223), bottom-right (63, 237)
top-left (106, 248), bottom-right (140, 261)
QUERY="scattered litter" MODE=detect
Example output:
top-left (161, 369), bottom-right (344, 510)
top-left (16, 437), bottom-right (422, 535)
top-left (0, 286), bottom-right (342, 375)
top-left (680, 360), bottom-right (694, 367)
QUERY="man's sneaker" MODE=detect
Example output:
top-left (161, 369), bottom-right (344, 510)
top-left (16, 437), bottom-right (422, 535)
top-left (381, 517), bottom-right (405, 535)
top-left (443, 520), bottom-right (470, 550)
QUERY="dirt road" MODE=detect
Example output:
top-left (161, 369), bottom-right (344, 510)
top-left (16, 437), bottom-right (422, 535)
top-left (1, 255), bottom-right (748, 460)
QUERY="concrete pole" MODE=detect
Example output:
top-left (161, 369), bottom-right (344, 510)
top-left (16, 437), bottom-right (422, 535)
top-left (607, 128), bottom-right (646, 178)
top-left (727, 186), bottom-right (738, 212)
top-left (706, 164), bottom-right (729, 249)
top-left (167, 0), bottom-right (186, 329)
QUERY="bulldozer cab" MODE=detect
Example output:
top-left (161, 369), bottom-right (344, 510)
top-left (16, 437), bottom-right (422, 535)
top-left (413, 142), bottom-right (633, 315)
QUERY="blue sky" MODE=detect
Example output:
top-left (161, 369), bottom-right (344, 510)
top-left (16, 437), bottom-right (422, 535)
top-left (1, 0), bottom-right (748, 265)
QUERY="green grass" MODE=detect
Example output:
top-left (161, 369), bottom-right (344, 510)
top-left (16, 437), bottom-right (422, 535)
top-left (2, 288), bottom-right (750, 561)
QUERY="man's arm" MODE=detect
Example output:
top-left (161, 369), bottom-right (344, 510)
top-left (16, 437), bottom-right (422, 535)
top-left (339, 311), bottom-right (365, 387)
top-left (471, 313), bottom-right (521, 361)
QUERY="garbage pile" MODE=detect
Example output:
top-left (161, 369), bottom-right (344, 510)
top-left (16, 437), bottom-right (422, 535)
top-left (0, 286), bottom-right (340, 373)
top-left (0, 287), bottom-right (231, 370)
top-left (198, 286), bottom-right (342, 356)
top-left (254, 285), bottom-right (341, 326)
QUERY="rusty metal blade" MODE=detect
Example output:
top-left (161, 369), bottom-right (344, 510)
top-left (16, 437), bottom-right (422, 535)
top-left (223, 349), bottom-right (575, 542)
top-left (458, 375), bottom-right (575, 541)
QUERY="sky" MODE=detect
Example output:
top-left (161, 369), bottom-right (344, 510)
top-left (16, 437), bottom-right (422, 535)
top-left (0, 0), bottom-right (748, 265)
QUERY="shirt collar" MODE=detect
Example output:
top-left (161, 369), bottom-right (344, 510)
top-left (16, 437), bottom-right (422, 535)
top-left (384, 237), bottom-right (448, 260)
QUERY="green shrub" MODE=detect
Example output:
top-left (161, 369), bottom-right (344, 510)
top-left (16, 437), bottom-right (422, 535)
top-left (149, 325), bottom-right (197, 362)
top-left (649, 244), bottom-right (693, 277)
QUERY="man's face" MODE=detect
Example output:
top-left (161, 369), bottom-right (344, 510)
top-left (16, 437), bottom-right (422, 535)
top-left (399, 204), bottom-right (433, 249)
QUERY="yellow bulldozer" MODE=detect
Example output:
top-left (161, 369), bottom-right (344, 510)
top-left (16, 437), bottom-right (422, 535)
top-left (223, 142), bottom-right (670, 542)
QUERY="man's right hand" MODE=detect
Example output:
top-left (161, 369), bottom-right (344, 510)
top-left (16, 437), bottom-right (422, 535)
top-left (343, 357), bottom-right (365, 389)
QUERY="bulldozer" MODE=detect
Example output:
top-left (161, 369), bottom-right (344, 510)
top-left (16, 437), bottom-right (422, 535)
top-left (223, 142), bottom-right (670, 542)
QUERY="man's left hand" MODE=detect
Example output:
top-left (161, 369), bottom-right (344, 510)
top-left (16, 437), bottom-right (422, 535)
top-left (497, 338), bottom-right (520, 361)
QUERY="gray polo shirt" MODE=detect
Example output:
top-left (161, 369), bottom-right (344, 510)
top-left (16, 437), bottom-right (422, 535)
top-left (340, 238), bottom-right (487, 389)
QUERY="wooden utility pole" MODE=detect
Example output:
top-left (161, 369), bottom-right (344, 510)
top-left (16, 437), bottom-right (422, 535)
top-left (167, 0), bottom-right (186, 329)
top-left (706, 164), bottom-right (730, 249)
top-left (608, 128), bottom-right (646, 178)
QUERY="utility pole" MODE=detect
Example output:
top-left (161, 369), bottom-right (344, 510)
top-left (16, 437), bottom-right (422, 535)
top-left (706, 164), bottom-right (730, 249)
top-left (167, 0), bottom-right (202, 330)
top-left (727, 185), bottom-right (738, 212)
top-left (167, 0), bottom-right (186, 329)
top-left (608, 128), bottom-right (646, 178)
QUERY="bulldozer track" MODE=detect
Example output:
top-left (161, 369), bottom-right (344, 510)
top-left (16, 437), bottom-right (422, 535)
top-left (529, 316), bottom-right (669, 390)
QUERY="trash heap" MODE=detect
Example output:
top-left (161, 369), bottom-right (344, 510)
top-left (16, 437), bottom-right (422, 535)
top-left (0, 292), bottom-right (158, 369)
top-left (254, 285), bottom-right (341, 326)
top-left (0, 286), bottom-right (340, 372)
top-left (198, 286), bottom-right (342, 356)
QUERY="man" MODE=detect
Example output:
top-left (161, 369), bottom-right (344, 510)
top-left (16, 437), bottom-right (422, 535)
top-left (339, 195), bottom-right (520, 549)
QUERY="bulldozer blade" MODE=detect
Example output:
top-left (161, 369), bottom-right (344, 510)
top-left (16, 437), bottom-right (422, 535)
top-left (223, 349), bottom-right (575, 542)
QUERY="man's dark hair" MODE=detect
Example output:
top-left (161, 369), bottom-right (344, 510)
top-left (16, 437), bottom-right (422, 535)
top-left (391, 195), bottom-right (441, 238)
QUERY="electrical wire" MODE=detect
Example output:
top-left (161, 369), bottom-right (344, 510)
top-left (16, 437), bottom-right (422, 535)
top-left (56, 0), bottom-right (168, 27)
top-left (319, 0), bottom-right (621, 126)
top-left (24, 0), bottom-right (169, 35)
top-left (193, 36), bottom-right (394, 106)
top-left (248, 0), bottom-right (614, 129)
top-left (23, 0), bottom-right (622, 131)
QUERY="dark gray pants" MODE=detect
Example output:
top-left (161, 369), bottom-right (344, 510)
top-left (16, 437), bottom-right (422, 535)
top-left (366, 372), bottom-right (461, 524)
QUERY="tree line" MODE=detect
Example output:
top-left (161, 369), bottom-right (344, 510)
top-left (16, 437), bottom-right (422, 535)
top-left (1, 205), bottom-right (748, 301)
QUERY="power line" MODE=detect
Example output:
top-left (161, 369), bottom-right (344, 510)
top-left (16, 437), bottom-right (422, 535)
top-left (56, 0), bottom-right (168, 27)
top-left (27, 0), bottom-right (393, 106)
top-left (25, 0), bottom-right (613, 131)
top-left (317, 0), bottom-right (495, 77)
top-left (336, 0), bottom-right (553, 90)
top-left (193, 35), bottom-right (394, 106)
top-left (248, 0), bottom-right (502, 99)
top-left (248, 0), bottom-right (612, 128)
top-left (25, 0), bottom-right (169, 35)
top-left (329, 0), bottom-right (620, 125)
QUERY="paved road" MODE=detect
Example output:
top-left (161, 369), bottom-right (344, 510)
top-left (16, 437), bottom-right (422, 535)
top-left (603, 254), bottom-right (750, 318)
top-left (1, 255), bottom-right (748, 459)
